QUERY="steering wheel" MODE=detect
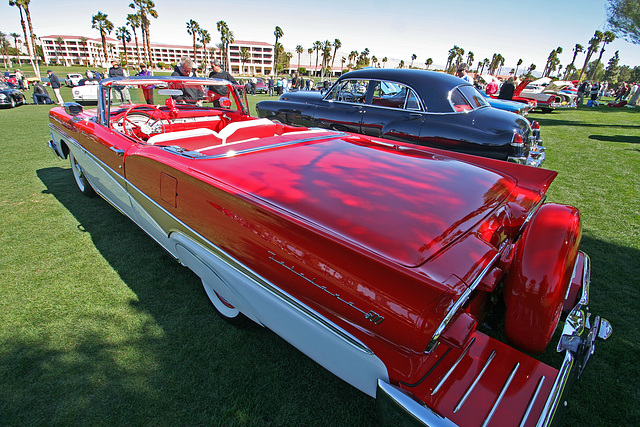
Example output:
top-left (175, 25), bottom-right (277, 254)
top-left (121, 105), bottom-right (173, 140)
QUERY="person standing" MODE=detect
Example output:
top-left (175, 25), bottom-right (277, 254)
top-left (108, 60), bottom-right (131, 104)
top-left (577, 81), bottom-right (590, 106)
top-left (268, 76), bottom-right (275, 96)
top-left (498, 77), bottom-right (516, 100)
top-left (455, 63), bottom-right (473, 84)
top-left (136, 63), bottom-right (154, 104)
top-left (208, 59), bottom-right (238, 99)
top-left (172, 56), bottom-right (203, 105)
top-left (47, 70), bottom-right (64, 105)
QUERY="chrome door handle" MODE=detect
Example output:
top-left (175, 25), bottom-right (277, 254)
top-left (110, 146), bottom-right (125, 156)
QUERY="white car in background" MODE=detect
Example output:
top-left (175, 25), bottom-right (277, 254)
top-left (71, 79), bottom-right (101, 104)
top-left (65, 73), bottom-right (84, 87)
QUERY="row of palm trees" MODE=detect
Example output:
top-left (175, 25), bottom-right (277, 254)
top-left (7, 0), bottom-right (40, 78)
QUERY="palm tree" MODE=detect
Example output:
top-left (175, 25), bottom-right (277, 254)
top-left (307, 47), bottom-right (313, 69)
top-left (410, 53), bottom-right (416, 68)
top-left (588, 31), bottom-right (616, 81)
top-left (425, 58), bottom-right (433, 70)
top-left (198, 28), bottom-right (211, 71)
top-left (54, 36), bottom-right (66, 66)
top-left (563, 44), bottom-right (583, 80)
top-left (348, 50), bottom-right (357, 67)
top-left (127, 13), bottom-right (142, 64)
top-left (320, 40), bottom-right (332, 79)
top-left (466, 51), bottom-right (474, 67)
top-left (9, 0), bottom-right (39, 77)
top-left (10, 32), bottom-right (20, 64)
top-left (0, 32), bottom-right (10, 68)
top-left (398, 60), bottom-right (405, 69)
top-left (481, 58), bottom-right (490, 74)
top-left (371, 56), bottom-right (378, 68)
top-left (92, 11), bottom-right (113, 65)
top-left (295, 45), bottom-right (303, 70)
top-left (187, 20), bottom-right (200, 62)
top-left (10, 0), bottom-right (41, 77)
top-left (129, 0), bottom-right (158, 66)
top-left (340, 56), bottom-right (346, 72)
top-left (578, 30), bottom-right (604, 82)
top-left (313, 40), bottom-right (321, 76)
top-left (217, 21), bottom-right (231, 69)
top-left (273, 26), bottom-right (284, 76)
top-left (331, 38), bottom-right (341, 74)
top-left (382, 57), bottom-right (387, 68)
top-left (116, 26), bottom-right (131, 65)
top-left (240, 47), bottom-right (250, 74)
top-left (77, 37), bottom-right (88, 65)
top-left (515, 58), bottom-right (523, 76)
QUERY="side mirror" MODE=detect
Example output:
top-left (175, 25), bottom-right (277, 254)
top-left (64, 102), bottom-right (84, 117)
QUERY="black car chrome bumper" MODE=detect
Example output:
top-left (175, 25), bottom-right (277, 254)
top-left (509, 144), bottom-right (546, 168)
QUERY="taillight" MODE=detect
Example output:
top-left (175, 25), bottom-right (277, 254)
top-left (530, 120), bottom-right (542, 143)
top-left (510, 133), bottom-right (525, 157)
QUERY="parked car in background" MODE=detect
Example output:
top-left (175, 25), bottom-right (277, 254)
top-left (516, 78), bottom-right (577, 112)
top-left (65, 73), bottom-right (84, 87)
top-left (481, 91), bottom-right (533, 115)
top-left (47, 75), bottom-right (611, 427)
top-left (0, 81), bottom-right (27, 108)
top-left (257, 69), bottom-right (545, 166)
top-left (71, 79), bottom-right (102, 104)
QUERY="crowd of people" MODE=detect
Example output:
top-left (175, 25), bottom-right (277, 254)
top-left (3, 57), bottom-right (639, 110)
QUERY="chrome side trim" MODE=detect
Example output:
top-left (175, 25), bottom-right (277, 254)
top-left (453, 349), bottom-right (496, 413)
top-left (426, 252), bottom-right (501, 353)
top-left (482, 363), bottom-right (520, 427)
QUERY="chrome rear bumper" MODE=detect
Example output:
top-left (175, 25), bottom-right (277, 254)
top-left (376, 252), bottom-right (611, 427)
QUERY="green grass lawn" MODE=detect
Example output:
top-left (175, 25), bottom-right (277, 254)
top-left (0, 97), bottom-right (638, 426)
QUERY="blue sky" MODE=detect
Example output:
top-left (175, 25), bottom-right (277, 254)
top-left (2, 0), bottom-right (638, 72)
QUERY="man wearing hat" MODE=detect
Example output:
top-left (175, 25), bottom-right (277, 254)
top-left (47, 70), bottom-right (64, 106)
top-left (208, 59), bottom-right (238, 102)
top-left (455, 63), bottom-right (473, 84)
top-left (108, 59), bottom-right (130, 103)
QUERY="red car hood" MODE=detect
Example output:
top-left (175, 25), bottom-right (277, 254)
top-left (192, 134), bottom-right (553, 267)
top-left (513, 78), bottom-right (532, 97)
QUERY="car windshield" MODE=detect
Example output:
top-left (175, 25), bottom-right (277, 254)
top-left (101, 77), bottom-right (247, 112)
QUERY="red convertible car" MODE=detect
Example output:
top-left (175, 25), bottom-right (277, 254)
top-left (47, 76), bottom-right (611, 426)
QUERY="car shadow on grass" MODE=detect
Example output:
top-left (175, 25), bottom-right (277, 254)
top-left (19, 166), bottom-right (376, 426)
top-left (588, 134), bottom-right (640, 144)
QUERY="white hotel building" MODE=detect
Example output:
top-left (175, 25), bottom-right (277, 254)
top-left (40, 34), bottom-right (274, 75)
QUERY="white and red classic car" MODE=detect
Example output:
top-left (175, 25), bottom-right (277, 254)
top-left (47, 76), bottom-right (611, 426)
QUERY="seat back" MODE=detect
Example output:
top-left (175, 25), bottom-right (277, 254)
top-left (216, 118), bottom-right (277, 144)
top-left (147, 128), bottom-right (220, 146)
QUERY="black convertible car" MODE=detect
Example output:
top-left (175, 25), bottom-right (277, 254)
top-left (257, 69), bottom-right (545, 166)
top-left (0, 81), bottom-right (27, 108)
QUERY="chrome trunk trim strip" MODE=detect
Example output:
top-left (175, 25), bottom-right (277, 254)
top-left (453, 349), bottom-right (496, 413)
top-left (519, 375), bottom-right (546, 427)
top-left (431, 337), bottom-right (476, 395)
top-left (482, 362), bottom-right (520, 427)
